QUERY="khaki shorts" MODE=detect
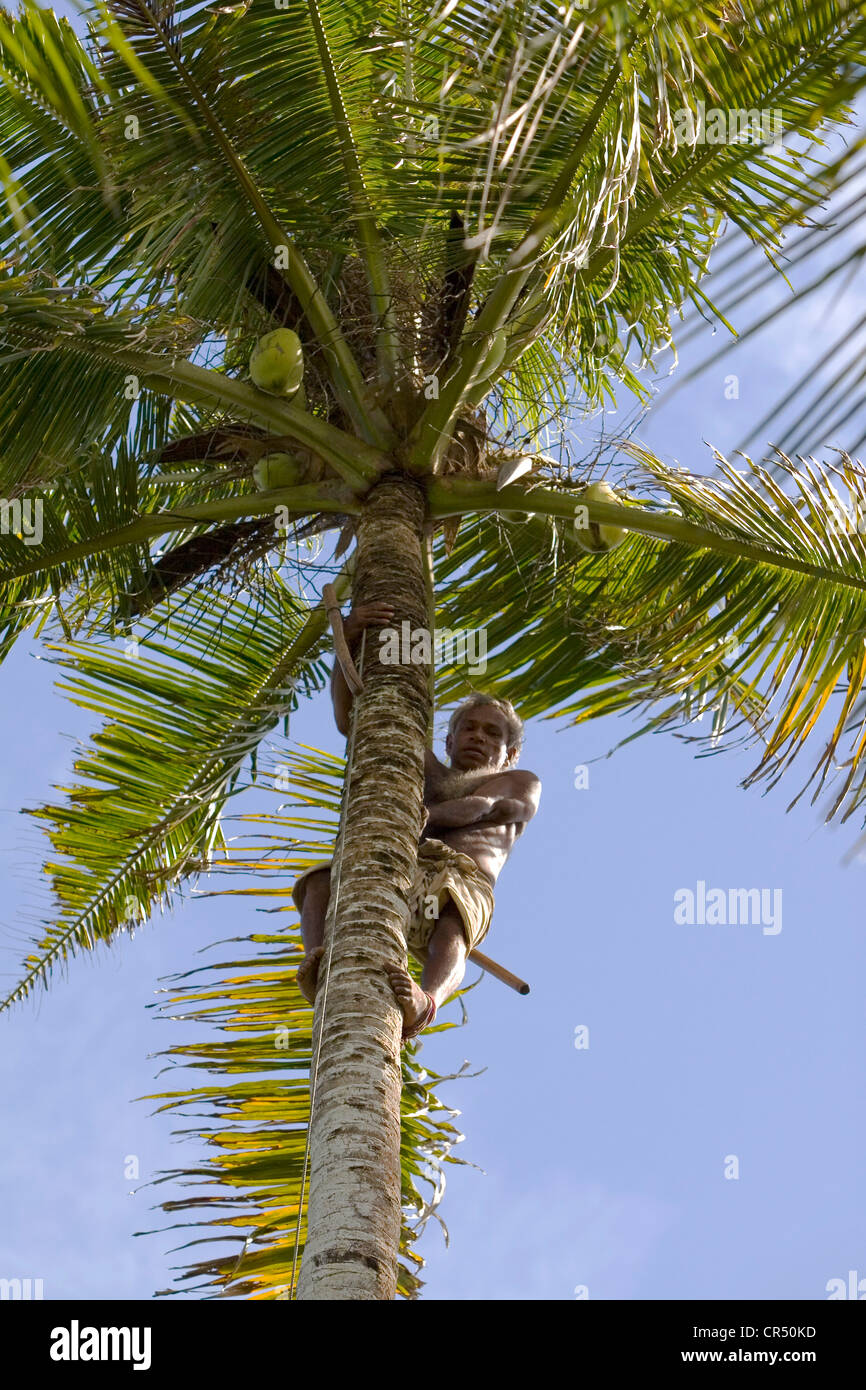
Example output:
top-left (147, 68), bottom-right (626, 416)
top-left (291, 838), bottom-right (495, 958)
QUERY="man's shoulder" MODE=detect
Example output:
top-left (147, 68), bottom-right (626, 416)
top-left (503, 767), bottom-right (541, 790)
top-left (482, 767), bottom-right (541, 795)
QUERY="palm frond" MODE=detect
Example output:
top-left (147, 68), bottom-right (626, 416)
top-left (1, 576), bottom-right (337, 1012)
top-left (82, 0), bottom-right (390, 440)
top-left (657, 139), bottom-right (866, 462)
top-left (0, 0), bottom-right (119, 248)
top-left (407, 0), bottom-right (866, 464)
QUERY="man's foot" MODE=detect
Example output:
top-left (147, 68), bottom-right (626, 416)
top-left (387, 968), bottom-right (437, 1041)
top-left (296, 946), bottom-right (324, 1004)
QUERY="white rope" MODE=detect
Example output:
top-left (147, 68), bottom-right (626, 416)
top-left (289, 628), bottom-right (367, 1298)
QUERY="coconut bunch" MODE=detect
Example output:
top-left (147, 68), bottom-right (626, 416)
top-left (485, 445), bottom-right (631, 553)
top-left (242, 235), bottom-right (598, 564)
top-left (245, 325), bottom-right (333, 493)
top-left (244, 246), bottom-right (446, 432)
top-left (242, 263), bottom-right (628, 561)
top-left (243, 238), bottom-right (500, 492)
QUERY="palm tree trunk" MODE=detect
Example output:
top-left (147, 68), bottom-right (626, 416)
top-left (297, 475), bottom-right (431, 1301)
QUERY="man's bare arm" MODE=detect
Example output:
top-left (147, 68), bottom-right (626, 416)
top-left (331, 602), bottom-right (395, 735)
top-left (424, 794), bottom-right (499, 828)
top-left (426, 772), bottom-right (541, 829)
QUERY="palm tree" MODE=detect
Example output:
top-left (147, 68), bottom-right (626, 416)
top-left (4, 0), bottom-right (866, 1299)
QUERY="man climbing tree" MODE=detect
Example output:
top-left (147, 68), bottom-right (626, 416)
top-left (293, 602), bottom-right (541, 1039)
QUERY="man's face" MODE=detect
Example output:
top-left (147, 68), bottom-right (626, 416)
top-left (446, 706), bottom-right (516, 773)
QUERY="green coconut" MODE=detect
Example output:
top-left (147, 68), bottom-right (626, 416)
top-left (252, 453), bottom-right (305, 491)
top-left (249, 328), bottom-right (304, 396)
top-left (573, 481), bottom-right (628, 553)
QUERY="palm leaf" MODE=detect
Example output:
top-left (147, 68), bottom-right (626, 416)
top-left (405, 0), bottom-right (866, 464)
top-left (658, 139), bottom-right (866, 461)
top-left (1, 575), bottom-right (338, 1012)
top-left (82, 0), bottom-right (389, 439)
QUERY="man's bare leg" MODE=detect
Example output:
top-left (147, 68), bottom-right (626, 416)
top-left (296, 868), bottom-right (331, 1004)
top-left (387, 905), bottom-right (467, 1036)
top-left (298, 880), bottom-right (468, 1035)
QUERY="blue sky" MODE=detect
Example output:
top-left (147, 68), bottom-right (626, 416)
top-left (1, 2), bottom-right (865, 1302)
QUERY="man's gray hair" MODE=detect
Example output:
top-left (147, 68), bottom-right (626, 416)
top-left (446, 693), bottom-right (524, 760)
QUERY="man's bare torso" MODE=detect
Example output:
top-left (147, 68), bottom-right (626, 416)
top-left (421, 752), bottom-right (540, 886)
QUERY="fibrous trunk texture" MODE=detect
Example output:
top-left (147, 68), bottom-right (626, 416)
top-left (297, 475), bottom-right (431, 1301)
